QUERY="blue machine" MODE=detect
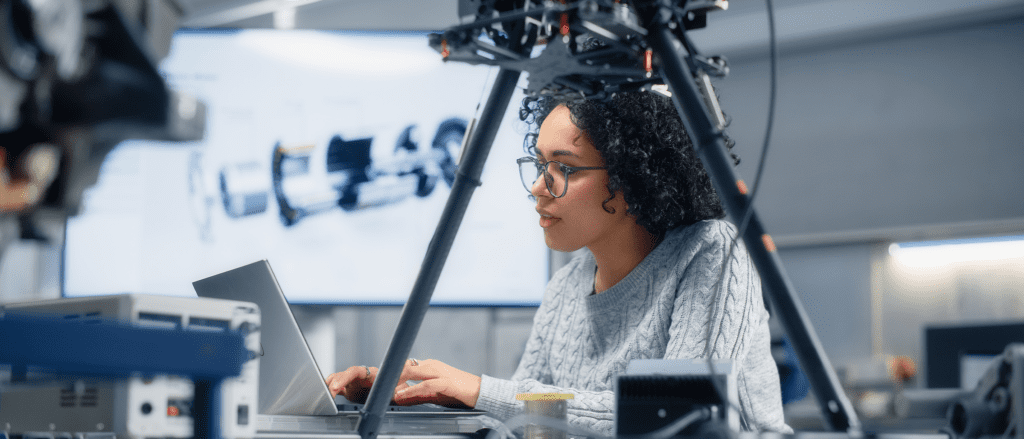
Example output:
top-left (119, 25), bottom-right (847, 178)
top-left (0, 313), bottom-right (249, 439)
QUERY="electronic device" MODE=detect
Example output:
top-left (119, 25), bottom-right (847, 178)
top-left (61, 29), bottom-right (547, 306)
top-left (193, 260), bottom-right (334, 416)
top-left (925, 322), bottom-right (1024, 389)
top-left (192, 260), bottom-right (482, 419)
top-left (945, 343), bottom-right (1024, 439)
top-left (616, 359), bottom-right (739, 437)
top-left (0, 0), bottom-right (202, 242)
top-left (0, 294), bottom-right (260, 439)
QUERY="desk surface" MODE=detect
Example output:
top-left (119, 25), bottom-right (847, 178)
top-left (257, 413), bottom-right (490, 437)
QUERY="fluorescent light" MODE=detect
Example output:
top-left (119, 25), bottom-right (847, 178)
top-left (274, 7), bottom-right (296, 30)
top-left (235, 31), bottom-right (439, 76)
top-left (888, 235), bottom-right (1024, 267)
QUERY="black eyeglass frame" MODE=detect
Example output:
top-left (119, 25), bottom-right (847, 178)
top-left (516, 156), bottom-right (607, 198)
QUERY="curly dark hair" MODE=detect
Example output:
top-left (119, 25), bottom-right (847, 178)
top-left (519, 91), bottom-right (736, 236)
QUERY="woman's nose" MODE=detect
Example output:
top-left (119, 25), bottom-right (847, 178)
top-left (529, 171), bottom-right (549, 198)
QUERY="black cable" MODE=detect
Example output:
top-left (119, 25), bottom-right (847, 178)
top-left (703, 0), bottom-right (778, 429)
top-left (621, 407), bottom-right (713, 439)
top-left (742, 0), bottom-right (778, 229)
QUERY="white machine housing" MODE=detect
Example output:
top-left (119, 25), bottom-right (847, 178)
top-left (0, 294), bottom-right (260, 439)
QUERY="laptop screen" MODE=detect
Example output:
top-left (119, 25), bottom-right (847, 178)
top-left (194, 260), bottom-right (338, 416)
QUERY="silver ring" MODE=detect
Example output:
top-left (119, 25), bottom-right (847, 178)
top-left (363, 365), bottom-right (371, 379)
top-left (408, 358), bottom-right (420, 366)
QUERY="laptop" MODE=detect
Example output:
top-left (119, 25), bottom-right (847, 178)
top-left (192, 259), bottom-right (479, 417)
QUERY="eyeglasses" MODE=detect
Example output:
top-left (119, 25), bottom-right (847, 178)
top-left (517, 156), bottom-right (606, 198)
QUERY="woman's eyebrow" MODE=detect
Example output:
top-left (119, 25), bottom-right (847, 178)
top-left (551, 149), bottom-right (579, 158)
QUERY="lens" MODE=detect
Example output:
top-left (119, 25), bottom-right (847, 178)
top-left (517, 158), bottom-right (569, 197)
top-left (518, 158), bottom-right (542, 193)
top-left (545, 162), bottom-right (566, 197)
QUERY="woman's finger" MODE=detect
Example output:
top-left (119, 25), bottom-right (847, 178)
top-left (327, 365), bottom-right (376, 399)
top-left (326, 368), bottom-right (356, 397)
top-left (393, 380), bottom-right (440, 405)
top-left (326, 373), bottom-right (346, 398)
top-left (397, 358), bottom-right (436, 383)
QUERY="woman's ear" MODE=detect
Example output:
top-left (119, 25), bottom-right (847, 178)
top-left (602, 189), bottom-right (629, 216)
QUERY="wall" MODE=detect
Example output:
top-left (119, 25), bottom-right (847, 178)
top-left (291, 304), bottom-right (538, 380)
top-left (693, 3), bottom-right (1024, 385)
top-left (878, 245), bottom-right (1024, 386)
top-left (716, 10), bottom-right (1024, 245)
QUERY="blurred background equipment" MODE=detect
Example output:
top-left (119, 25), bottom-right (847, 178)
top-left (273, 118), bottom-right (466, 226)
top-left (0, 0), bottom-right (204, 256)
top-left (926, 322), bottom-right (1024, 391)
top-left (0, 296), bottom-right (251, 439)
top-left (0, 294), bottom-right (259, 439)
top-left (945, 344), bottom-right (1024, 439)
top-left (220, 160), bottom-right (270, 219)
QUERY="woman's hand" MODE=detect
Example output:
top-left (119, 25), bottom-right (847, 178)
top-left (326, 365), bottom-right (378, 403)
top-left (393, 359), bottom-right (481, 409)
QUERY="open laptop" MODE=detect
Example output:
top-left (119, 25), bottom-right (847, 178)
top-left (192, 259), bottom-right (479, 417)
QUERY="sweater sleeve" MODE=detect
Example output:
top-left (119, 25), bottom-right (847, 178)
top-left (664, 221), bottom-right (791, 433)
top-left (477, 375), bottom-right (617, 436)
top-left (475, 255), bottom-right (617, 437)
top-left (475, 295), bottom-right (554, 422)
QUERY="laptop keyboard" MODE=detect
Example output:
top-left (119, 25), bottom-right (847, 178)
top-left (336, 403), bottom-right (481, 413)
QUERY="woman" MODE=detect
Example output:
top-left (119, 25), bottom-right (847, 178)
top-left (326, 90), bottom-right (791, 435)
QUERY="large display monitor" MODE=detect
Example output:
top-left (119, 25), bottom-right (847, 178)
top-left (63, 30), bottom-right (548, 305)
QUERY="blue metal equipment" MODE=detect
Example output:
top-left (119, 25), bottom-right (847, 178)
top-left (0, 312), bottom-right (249, 439)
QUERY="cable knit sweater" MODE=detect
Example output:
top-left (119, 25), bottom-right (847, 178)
top-left (475, 220), bottom-right (791, 435)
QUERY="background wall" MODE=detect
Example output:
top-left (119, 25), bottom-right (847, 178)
top-left (711, 2), bottom-right (1024, 382)
top-left (706, 2), bottom-right (1024, 245)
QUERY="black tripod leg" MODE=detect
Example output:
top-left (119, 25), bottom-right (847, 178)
top-left (357, 68), bottom-right (524, 439)
top-left (643, 7), bottom-right (860, 433)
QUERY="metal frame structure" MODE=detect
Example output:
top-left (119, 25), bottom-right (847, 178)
top-left (357, 1), bottom-right (860, 438)
top-left (0, 313), bottom-right (249, 439)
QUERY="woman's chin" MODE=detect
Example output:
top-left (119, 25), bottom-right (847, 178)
top-left (544, 233), bottom-right (584, 254)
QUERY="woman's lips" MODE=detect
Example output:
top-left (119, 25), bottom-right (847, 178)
top-left (537, 209), bottom-right (560, 228)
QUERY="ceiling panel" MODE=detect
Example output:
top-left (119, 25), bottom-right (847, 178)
top-left (179, 0), bottom-right (461, 30)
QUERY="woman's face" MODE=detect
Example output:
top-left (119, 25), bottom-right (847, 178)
top-left (531, 105), bottom-right (632, 252)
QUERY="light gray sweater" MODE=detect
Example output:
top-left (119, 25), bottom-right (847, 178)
top-left (475, 220), bottom-right (791, 435)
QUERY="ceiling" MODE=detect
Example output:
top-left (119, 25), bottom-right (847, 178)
top-left (174, 0), bottom-right (1023, 52)
top-left (175, 0), bottom-right (771, 31)
top-left (177, 0), bottom-right (464, 30)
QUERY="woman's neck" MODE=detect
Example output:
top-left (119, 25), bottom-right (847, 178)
top-left (589, 223), bottom-right (662, 294)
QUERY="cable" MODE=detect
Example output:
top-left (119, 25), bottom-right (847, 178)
top-left (703, 0), bottom-right (778, 429)
top-left (741, 0), bottom-right (778, 229)
top-left (621, 407), bottom-right (714, 439)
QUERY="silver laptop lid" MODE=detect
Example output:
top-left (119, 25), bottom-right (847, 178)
top-left (193, 260), bottom-right (339, 416)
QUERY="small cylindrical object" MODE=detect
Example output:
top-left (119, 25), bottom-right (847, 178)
top-left (517, 393), bottom-right (573, 439)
